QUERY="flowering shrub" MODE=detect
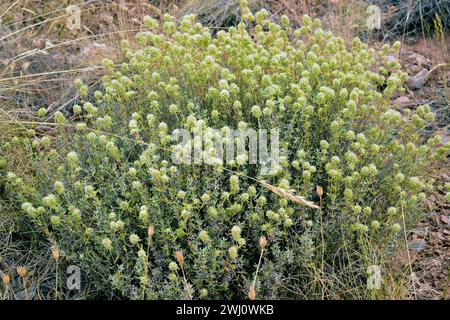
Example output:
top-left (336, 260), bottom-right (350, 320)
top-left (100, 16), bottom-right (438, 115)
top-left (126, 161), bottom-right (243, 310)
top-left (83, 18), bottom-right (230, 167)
top-left (2, 3), bottom-right (449, 299)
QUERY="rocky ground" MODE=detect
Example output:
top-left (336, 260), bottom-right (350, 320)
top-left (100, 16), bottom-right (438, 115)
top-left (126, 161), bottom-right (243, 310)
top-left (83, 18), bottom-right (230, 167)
top-left (390, 40), bottom-right (449, 300)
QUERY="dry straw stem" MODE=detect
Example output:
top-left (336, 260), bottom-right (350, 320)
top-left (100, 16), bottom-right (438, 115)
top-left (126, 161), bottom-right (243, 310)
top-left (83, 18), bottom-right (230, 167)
top-left (259, 181), bottom-right (320, 209)
top-left (249, 236), bottom-right (268, 300)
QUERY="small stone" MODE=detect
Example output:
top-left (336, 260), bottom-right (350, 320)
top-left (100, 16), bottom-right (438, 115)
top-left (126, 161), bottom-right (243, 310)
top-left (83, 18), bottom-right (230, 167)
top-left (408, 239), bottom-right (427, 252)
top-left (407, 68), bottom-right (429, 89)
top-left (394, 96), bottom-right (410, 107)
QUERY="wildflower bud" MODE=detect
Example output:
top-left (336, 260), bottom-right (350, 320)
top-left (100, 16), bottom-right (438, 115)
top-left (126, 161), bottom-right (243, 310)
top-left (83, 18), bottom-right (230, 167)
top-left (393, 41), bottom-right (401, 51)
top-left (136, 205), bottom-right (147, 220)
top-left (418, 192), bottom-right (426, 201)
top-left (129, 119), bottom-right (140, 134)
top-left (248, 186), bottom-right (257, 197)
top-left (67, 151), bottom-right (79, 168)
top-left (143, 15), bottom-right (159, 29)
top-left (344, 189), bottom-right (353, 202)
top-left (251, 105), bottom-right (262, 118)
top-left (176, 251), bottom-right (184, 266)
top-left (256, 196), bottom-right (267, 207)
top-left (169, 104), bottom-right (178, 114)
top-left (259, 236), bottom-right (267, 249)
top-left (17, 266), bottom-right (27, 278)
top-left (102, 238), bottom-right (113, 251)
top-left (200, 288), bottom-right (208, 298)
top-left (73, 105), bottom-right (82, 114)
top-left (228, 246), bottom-right (238, 260)
top-left (248, 286), bottom-right (256, 300)
top-left (138, 249), bottom-right (147, 261)
top-left (177, 190), bottom-right (186, 200)
top-left (391, 223), bottom-right (402, 233)
top-left (201, 193), bottom-right (210, 203)
top-left (199, 230), bottom-right (209, 243)
top-left (231, 226), bottom-right (242, 241)
top-left (371, 220), bottom-right (380, 230)
top-left (84, 185), bottom-right (96, 198)
top-left (37, 107), bottom-right (46, 117)
top-left (54, 111), bottom-right (65, 124)
top-left (78, 226), bottom-right (91, 238)
top-left (387, 207), bottom-right (397, 216)
top-left (284, 218), bottom-right (294, 227)
top-left (54, 181), bottom-right (65, 195)
top-left (129, 234), bottom-right (140, 245)
top-left (168, 273), bottom-right (178, 281)
top-left (354, 223), bottom-right (368, 233)
top-left (353, 205), bottom-right (362, 214)
top-left (230, 175), bottom-right (239, 194)
top-left (236, 238), bottom-right (246, 247)
top-left (50, 215), bottom-right (61, 226)
top-left (37, 137), bottom-right (49, 151)
top-left (169, 261), bottom-right (179, 271)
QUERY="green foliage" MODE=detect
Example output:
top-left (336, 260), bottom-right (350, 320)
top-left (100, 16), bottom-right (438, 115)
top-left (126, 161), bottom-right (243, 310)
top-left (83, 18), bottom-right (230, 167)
top-left (1, 5), bottom-right (449, 299)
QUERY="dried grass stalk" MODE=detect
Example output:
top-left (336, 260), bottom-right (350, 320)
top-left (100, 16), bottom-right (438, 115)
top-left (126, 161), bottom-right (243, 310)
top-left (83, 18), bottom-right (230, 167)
top-left (259, 180), bottom-right (319, 209)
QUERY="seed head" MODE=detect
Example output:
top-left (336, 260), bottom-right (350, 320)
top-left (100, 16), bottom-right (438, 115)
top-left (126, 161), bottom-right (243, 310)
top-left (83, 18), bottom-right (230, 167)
top-left (316, 186), bottom-right (324, 198)
top-left (148, 225), bottom-right (155, 238)
top-left (176, 251), bottom-right (184, 266)
top-left (51, 246), bottom-right (60, 261)
top-left (259, 236), bottom-right (268, 249)
top-left (248, 286), bottom-right (256, 300)
top-left (2, 274), bottom-right (10, 285)
top-left (17, 266), bottom-right (27, 278)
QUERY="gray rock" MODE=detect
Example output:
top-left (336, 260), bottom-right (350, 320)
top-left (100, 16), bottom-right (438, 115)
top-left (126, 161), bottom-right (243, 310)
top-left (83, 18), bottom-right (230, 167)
top-left (407, 68), bottom-right (429, 89)
top-left (408, 239), bottom-right (427, 252)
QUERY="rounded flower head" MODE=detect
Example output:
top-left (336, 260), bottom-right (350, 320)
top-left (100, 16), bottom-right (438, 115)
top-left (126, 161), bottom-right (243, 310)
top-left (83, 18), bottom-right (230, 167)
top-left (102, 238), bottom-right (113, 251)
top-left (169, 261), bottom-right (178, 271)
top-left (50, 215), bottom-right (61, 226)
top-left (201, 193), bottom-right (210, 203)
top-left (84, 185), bottom-right (96, 198)
top-left (43, 194), bottom-right (59, 210)
top-left (138, 249), bottom-right (147, 261)
top-left (230, 175), bottom-right (239, 194)
top-left (251, 105), bottom-right (261, 118)
top-left (371, 220), bottom-right (380, 230)
top-left (199, 230), bottom-right (210, 243)
top-left (129, 234), bottom-right (140, 245)
top-left (54, 181), bottom-right (65, 195)
top-left (231, 226), bottom-right (242, 240)
top-left (228, 246), bottom-right (238, 260)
